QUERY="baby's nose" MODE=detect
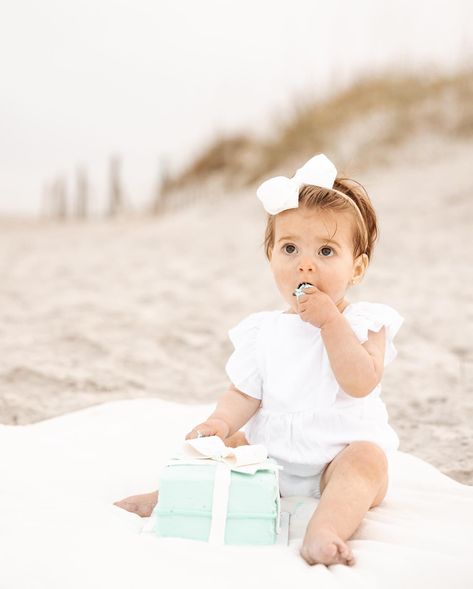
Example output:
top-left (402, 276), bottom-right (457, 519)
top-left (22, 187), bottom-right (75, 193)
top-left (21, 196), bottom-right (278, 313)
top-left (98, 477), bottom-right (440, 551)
top-left (298, 257), bottom-right (316, 272)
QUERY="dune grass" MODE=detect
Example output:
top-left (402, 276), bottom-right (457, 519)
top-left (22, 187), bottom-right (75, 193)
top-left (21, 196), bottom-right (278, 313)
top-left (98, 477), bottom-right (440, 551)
top-left (161, 69), bottom-right (473, 195)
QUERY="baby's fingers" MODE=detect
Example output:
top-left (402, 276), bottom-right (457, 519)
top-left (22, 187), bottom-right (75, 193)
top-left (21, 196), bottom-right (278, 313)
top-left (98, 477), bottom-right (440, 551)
top-left (296, 296), bottom-right (309, 311)
top-left (185, 424), bottom-right (213, 440)
top-left (185, 418), bottom-right (230, 441)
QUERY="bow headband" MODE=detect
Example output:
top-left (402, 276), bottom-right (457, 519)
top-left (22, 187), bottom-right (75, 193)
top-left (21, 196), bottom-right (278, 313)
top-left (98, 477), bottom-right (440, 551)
top-left (256, 154), bottom-right (367, 238)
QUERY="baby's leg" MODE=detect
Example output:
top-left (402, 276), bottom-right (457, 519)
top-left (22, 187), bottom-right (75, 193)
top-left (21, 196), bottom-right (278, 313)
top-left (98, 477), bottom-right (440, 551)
top-left (114, 491), bottom-right (159, 517)
top-left (300, 441), bottom-right (388, 567)
top-left (113, 431), bottom-right (249, 517)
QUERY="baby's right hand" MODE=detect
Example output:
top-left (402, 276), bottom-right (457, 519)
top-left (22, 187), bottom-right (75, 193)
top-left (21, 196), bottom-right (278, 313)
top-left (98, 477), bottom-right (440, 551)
top-left (185, 418), bottom-right (230, 441)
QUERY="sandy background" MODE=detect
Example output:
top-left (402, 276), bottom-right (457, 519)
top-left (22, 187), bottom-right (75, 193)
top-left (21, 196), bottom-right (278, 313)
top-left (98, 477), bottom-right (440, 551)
top-left (1, 133), bottom-right (472, 484)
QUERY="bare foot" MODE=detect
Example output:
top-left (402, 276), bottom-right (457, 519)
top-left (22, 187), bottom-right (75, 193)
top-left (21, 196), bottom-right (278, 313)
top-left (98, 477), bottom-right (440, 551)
top-left (113, 491), bottom-right (159, 518)
top-left (300, 525), bottom-right (356, 566)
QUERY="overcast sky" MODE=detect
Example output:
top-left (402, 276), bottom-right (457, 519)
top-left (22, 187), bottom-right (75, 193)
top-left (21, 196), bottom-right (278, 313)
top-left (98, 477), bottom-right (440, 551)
top-left (1, 0), bottom-right (472, 215)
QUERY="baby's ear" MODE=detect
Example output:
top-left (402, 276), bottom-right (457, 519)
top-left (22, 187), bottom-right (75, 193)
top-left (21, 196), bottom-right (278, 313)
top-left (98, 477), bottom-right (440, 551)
top-left (352, 253), bottom-right (369, 284)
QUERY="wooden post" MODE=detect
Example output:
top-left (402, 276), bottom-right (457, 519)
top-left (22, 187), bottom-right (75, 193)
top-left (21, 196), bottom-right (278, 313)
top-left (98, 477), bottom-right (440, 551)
top-left (75, 166), bottom-right (88, 220)
top-left (54, 176), bottom-right (67, 221)
top-left (151, 156), bottom-right (170, 215)
top-left (108, 155), bottom-right (124, 217)
top-left (41, 181), bottom-right (51, 219)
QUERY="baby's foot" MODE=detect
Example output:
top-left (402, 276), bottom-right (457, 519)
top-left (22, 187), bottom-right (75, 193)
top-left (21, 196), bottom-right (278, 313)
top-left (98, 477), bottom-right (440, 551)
top-left (300, 525), bottom-right (356, 567)
top-left (113, 491), bottom-right (159, 518)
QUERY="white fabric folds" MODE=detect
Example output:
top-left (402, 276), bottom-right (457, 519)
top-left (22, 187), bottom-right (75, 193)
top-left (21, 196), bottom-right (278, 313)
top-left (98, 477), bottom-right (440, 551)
top-left (3, 399), bottom-right (473, 588)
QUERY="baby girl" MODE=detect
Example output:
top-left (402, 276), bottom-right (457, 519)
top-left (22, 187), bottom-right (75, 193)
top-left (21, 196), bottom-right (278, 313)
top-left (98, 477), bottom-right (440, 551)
top-left (115, 153), bottom-right (403, 567)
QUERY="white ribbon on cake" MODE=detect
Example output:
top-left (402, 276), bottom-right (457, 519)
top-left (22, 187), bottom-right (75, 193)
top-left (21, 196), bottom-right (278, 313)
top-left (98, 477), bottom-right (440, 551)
top-left (167, 436), bottom-right (283, 547)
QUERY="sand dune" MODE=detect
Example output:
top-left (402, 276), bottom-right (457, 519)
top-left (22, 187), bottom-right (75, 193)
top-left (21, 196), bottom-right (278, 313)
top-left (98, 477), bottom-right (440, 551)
top-left (0, 133), bottom-right (472, 484)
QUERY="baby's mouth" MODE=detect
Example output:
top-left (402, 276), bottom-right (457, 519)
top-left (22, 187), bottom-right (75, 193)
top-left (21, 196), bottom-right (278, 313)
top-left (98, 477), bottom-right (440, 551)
top-left (292, 282), bottom-right (314, 297)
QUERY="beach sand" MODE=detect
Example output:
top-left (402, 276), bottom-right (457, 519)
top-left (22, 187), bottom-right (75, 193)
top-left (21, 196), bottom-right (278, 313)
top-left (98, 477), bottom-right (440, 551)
top-left (1, 134), bottom-right (472, 484)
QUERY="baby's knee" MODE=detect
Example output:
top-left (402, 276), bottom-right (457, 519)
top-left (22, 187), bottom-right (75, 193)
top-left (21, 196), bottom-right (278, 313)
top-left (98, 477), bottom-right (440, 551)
top-left (346, 441), bottom-right (388, 480)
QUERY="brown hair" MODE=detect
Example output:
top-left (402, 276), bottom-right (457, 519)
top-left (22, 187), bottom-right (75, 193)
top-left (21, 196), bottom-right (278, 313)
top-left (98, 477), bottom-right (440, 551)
top-left (262, 178), bottom-right (378, 261)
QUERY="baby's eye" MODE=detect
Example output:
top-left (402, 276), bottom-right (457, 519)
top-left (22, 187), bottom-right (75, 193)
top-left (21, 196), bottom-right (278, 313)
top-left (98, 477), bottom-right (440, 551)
top-left (283, 244), bottom-right (297, 255)
top-left (319, 246), bottom-right (334, 257)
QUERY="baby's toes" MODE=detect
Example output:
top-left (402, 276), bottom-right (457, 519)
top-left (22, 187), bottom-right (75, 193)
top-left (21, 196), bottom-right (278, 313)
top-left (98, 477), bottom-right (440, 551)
top-left (339, 543), bottom-right (356, 566)
top-left (114, 499), bottom-right (139, 514)
top-left (301, 541), bottom-right (342, 566)
top-left (113, 491), bottom-right (158, 518)
top-left (331, 545), bottom-right (351, 566)
top-left (320, 542), bottom-right (339, 561)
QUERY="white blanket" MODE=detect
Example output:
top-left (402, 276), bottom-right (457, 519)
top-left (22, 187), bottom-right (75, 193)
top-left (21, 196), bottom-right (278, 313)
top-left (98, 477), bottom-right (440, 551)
top-left (1, 398), bottom-right (472, 589)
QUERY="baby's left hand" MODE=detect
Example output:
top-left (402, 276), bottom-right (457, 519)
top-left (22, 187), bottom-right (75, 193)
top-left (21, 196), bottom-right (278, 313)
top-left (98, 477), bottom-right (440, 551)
top-left (296, 286), bottom-right (340, 328)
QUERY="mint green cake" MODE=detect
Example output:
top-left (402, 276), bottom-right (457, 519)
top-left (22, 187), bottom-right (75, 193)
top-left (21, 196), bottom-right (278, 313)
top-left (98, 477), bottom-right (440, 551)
top-left (154, 459), bottom-right (280, 545)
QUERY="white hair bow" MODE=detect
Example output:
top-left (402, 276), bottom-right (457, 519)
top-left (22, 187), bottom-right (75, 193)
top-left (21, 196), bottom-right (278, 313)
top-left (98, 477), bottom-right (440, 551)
top-left (256, 153), bottom-right (337, 215)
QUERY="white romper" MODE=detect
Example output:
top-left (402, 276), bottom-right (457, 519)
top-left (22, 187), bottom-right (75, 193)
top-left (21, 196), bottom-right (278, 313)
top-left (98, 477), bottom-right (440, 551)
top-left (225, 302), bottom-right (403, 498)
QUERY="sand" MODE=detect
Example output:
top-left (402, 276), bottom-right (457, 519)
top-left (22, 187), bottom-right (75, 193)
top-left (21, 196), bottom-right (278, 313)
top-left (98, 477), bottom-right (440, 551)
top-left (0, 133), bottom-right (472, 484)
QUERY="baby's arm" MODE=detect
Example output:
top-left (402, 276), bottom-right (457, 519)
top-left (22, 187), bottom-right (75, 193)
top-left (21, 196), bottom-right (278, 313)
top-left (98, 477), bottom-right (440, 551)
top-left (113, 385), bottom-right (256, 517)
top-left (321, 315), bottom-right (385, 398)
top-left (186, 384), bottom-right (261, 440)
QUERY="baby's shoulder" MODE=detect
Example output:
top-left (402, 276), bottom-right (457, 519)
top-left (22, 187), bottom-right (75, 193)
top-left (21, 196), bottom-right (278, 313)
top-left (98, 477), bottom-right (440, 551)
top-left (344, 301), bottom-right (402, 322)
top-left (231, 309), bottom-right (280, 326)
top-left (227, 310), bottom-right (279, 343)
top-left (345, 301), bottom-right (396, 312)
top-left (343, 301), bottom-right (404, 359)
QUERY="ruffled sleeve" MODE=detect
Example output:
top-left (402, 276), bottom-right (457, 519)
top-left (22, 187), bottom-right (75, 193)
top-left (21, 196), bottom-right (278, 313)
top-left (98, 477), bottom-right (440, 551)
top-left (224, 312), bottom-right (269, 400)
top-left (344, 302), bottom-right (404, 366)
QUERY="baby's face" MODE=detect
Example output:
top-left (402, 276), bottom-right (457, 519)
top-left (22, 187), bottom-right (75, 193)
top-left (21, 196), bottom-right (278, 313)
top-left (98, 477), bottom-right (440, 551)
top-left (269, 206), bottom-right (366, 313)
